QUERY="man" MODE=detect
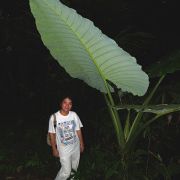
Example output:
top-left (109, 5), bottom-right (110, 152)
top-left (48, 96), bottom-right (84, 180)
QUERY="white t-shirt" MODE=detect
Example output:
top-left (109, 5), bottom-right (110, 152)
top-left (48, 111), bottom-right (83, 157)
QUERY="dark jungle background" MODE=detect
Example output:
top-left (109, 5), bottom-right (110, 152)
top-left (0, 0), bottom-right (180, 179)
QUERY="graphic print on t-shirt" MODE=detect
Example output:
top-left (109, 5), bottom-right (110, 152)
top-left (57, 120), bottom-right (77, 145)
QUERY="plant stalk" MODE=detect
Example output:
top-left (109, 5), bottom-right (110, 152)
top-left (104, 80), bottom-right (125, 149)
top-left (126, 75), bottom-right (165, 142)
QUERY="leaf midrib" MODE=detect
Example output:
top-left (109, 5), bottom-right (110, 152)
top-left (42, 0), bottom-right (107, 87)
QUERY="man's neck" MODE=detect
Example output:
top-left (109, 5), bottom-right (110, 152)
top-left (60, 110), bottom-right (69, 116)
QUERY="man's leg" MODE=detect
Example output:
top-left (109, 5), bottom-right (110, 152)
top-left (55, 156), bottom-right (71, 180)
top-left (69, 148), bottom-right (80, 180)
top-left (71, 147), bottom-right (80, 172)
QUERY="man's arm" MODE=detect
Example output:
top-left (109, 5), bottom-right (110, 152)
top-left (49, 132), bottom-right (59, 157)
top-left (76, 129), bottom-right (84, 153)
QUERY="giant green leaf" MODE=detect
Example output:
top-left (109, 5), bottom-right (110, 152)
top-left (30, 0), bottom-right (149, 95)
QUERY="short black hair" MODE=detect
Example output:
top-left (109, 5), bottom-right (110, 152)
top-left (59, 95), bottom-right (73, 104)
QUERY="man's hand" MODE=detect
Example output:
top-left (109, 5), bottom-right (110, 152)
top-left (49, 133), bottom-right (59, 157)
top-left (52, 148), bottom-right (59, 158)
top-left (80, 143), bottom-right (84, 153)
top-left (76, 129), bottom-right (85, 153)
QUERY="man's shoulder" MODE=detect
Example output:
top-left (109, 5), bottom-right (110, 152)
top-left (54, 111), bottom-right (59, 115)
top-left (69, 111), bottom-right (77, 116)
top-left (70, 111), bottom-right (80, 120)
top-left (51, 111), bottom-right (59, 119)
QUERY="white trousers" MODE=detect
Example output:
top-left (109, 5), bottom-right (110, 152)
top-left (55, 149), bottom-right (80, 180)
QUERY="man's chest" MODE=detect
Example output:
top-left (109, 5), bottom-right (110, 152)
top-left (57, 119), bottom-right (76, 132)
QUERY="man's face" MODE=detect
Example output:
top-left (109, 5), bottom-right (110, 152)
top-left (61, 98), bottom-right (72, 113)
